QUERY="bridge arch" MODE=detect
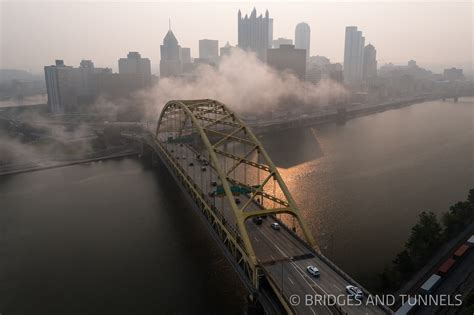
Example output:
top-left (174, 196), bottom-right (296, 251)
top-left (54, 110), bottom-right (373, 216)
top-left (155, 99), bottom-right (316, 279)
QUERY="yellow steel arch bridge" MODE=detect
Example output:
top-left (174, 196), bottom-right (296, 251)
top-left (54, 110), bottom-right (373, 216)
top-left (141, 99), bottom-right (388, 315)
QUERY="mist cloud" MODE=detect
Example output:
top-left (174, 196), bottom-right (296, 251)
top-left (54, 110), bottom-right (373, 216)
top-left (138, 48), bottom-right (348, 119)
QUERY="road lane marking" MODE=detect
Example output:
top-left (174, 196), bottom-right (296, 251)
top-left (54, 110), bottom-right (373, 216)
top-left (258, 227), bottom-right (334, 297)
top-left (288, 276), bottom-right (294, 285)
top-left (288, 262), bottom-right (328, 315)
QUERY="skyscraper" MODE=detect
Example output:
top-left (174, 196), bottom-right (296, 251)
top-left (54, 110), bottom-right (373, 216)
top-left (181, 48), bottom-right (191, 64)
top-left (363, 44), bottom-right (377, 80)
top-left (199, 39), bottom-right (219, 62)
top-left (238, 8), bottom-right (272, 62)
top-left (44, 60), bottom-right (110, 114)
top-left (343, 26), bottom-right (365, 84)
top-left (118, 52), bottom-right (152, 86)
top-left (220, 42), bottom-right (234, 57)
top-left (295, 22), bottom-right (311, 60)
top-left (160, 29), bottom-right (182, 78)
top-left (267, 44), bottom-right (306, 79)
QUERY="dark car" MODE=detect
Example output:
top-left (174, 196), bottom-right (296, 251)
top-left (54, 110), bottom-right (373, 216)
top-left (252, 217), bottom-right (263, 225)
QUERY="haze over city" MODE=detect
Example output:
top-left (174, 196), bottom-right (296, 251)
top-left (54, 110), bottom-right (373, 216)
top-left (1, 1), bottom-right (473, 315)
top-left (1, 1), bottom-right (472, 74)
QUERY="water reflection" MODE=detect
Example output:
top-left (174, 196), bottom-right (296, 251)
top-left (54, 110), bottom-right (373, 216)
top-left (0, 98), bottom-right (472, 313)
top-left (262, 98), bottom-right (473, 288)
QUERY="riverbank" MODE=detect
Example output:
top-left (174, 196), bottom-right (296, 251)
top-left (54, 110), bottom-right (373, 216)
top-left (1, 96), bottom-right (433, 177)
top-left (0, 149), bottom-right (139, 176)
top-left (393, 223), bottom-right (474, 310)
top-left (251, 96), bottom-right (429, 134)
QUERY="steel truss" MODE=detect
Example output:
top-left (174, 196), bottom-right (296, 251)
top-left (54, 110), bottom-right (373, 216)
top-left (154, 99), bottom-right (316, 289)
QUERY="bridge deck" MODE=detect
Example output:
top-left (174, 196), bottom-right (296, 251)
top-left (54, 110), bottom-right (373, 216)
top-left (165, 141), bottom-right (386, 315)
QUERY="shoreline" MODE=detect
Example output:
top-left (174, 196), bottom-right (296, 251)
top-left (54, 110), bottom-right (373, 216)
top-left (1, 96), bottom-right (470, 177)
top-left (251, 96), bottom-right (432, 134)
top-left (0, 150), bottom-right (139, 177)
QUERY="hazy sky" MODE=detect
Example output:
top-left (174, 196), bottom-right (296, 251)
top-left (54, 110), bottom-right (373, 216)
top-left (1, 1), bottom-right (472, 74)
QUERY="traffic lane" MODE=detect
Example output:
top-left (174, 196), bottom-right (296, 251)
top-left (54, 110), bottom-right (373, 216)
top-left (256, 224), bottom-right (385, 315)
top-left (247, 220), bottom-right (287, 262)
top-left (292, 259), bottom-right (386, 315)
top-left (247, 216), bottom-right (312, 257)
top-left (265, 262), bottom-right (334, 315)
top-left (246, 219), bottom-right (310, 262)
top-left (258, 218), bottom-right (313, 257)
top-left (173, 144), bottom-right (239, 228)
top-left (247, 221), bottom-right (334, 314)
top-left (175, 144), bottom-right (266, 229)
top-left (253, 224), bottom-right (344, 314)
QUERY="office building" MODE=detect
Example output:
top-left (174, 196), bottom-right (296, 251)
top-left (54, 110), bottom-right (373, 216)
top-left (160, 29), bottom-right (182, 77)
top-left (363, 44), bottom-right (377, 80)
top-left (220, 42), bottom-right (234, 57)
top-left (307, 56), bottom-right (343, 84)
top-left (238, 8), bottom-right (273, 62)
top-left (443, 68), bottom-right (465, 81)
top-left (44, 60), bottom-right (111, 114)
top-left (181, 48), bottom-right (191, 63)
top-left (180, 47), bottom-right (193, 73)
top-left (118, 52), bottom-right (152, 86)
top-left (343, 26), bottom-right (365, 84)
top-left (199, 39), bottom-right (219, 63)
top-left (267, 44), bottom-right (306, 79)
top-left (272, 38), bottom-right (292, 49)
top-left (295, 22), bottom-right (311, 59)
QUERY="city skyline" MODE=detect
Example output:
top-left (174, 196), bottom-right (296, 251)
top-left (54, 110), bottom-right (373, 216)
top-left (1, 1), bottom-right (472, 74)
top-left (1, 2), bottom-right (473, 314)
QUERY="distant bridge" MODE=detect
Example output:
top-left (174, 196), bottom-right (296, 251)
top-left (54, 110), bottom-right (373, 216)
top-left (135, 99), bottom-right (390, 314)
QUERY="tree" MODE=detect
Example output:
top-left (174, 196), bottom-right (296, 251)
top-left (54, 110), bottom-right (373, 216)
top-left (468, 189), bottom-right (474, 206)
top-left (406, 211), bottom-right (442, 265)
top-left (393, 249), bottom-right (414, 277)
top-left (378, 189), bottom-right (473, 292)
top-left (378, 267), bottom-right (400, 292)
top-left (442, 199), bottom-right (474, 239)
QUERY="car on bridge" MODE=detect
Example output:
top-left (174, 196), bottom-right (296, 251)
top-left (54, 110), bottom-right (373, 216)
top-left (307, 265), bottom-right (320, 277)
top-left (346, 285), bottom-right (363, 300)
top-left (252, 217), bottom-right (263, 225)
top-left (271, 222), bottom-right (280, 230)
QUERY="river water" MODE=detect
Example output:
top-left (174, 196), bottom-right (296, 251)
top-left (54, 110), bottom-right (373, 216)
top-left (1, 98), bottom-right (472, 314)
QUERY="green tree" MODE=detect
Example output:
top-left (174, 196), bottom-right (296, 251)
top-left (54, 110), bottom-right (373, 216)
top-left (378, 189), bottom-right (474, 292)
top-left (393, 249), bottom-right (415, 277)
top-left (378, 267), bottom-right (400, 292)
top-left (442, 199), bottom-right (474, 239)
top-left (468, 189), bottom-right (474, 205)
top-left (406, 211), bottom-right (443, 266)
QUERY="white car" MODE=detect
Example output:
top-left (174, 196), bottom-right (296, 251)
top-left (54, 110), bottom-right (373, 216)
top-left (346, 285), bottom-right (363, 300)
top-left (306, 265), bottom-right (320, 277)
top-left (271, 222), bottom-right (280, 230)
